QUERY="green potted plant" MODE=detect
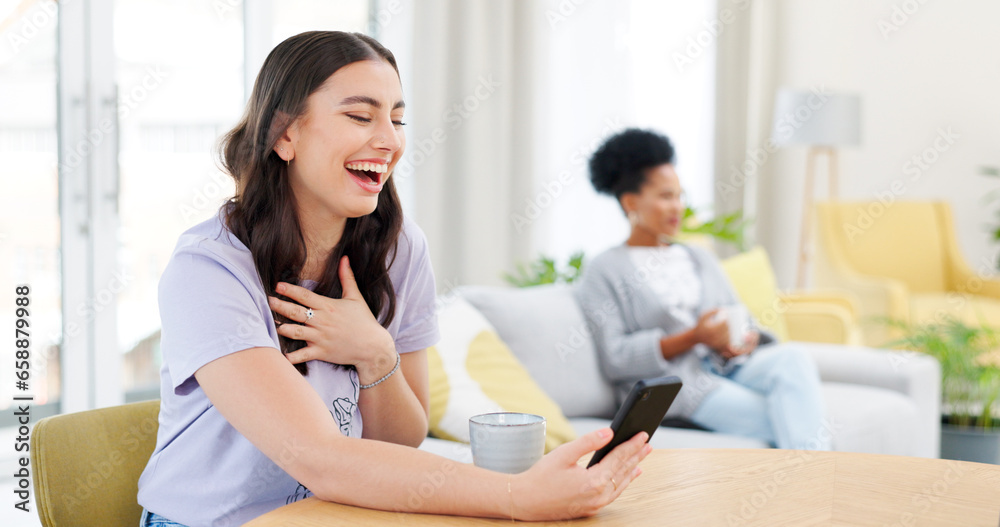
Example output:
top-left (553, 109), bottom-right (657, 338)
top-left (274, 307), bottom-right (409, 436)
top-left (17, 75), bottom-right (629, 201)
top-left (503, 251), bottom-right (585, 287)
top-left (503, 206), bottom-right (750, 287)
top-left (887, 317), bottom-right (1000, 463)
top-left (680, 204), bottom-right (749, 252)
top-left (980, 165), bottom-right (1000, 269)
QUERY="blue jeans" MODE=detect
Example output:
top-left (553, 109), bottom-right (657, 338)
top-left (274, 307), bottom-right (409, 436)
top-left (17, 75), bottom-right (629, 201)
top-left (690, 344), bottom-right (832, 450)
top-left (140, 509), bottom-right (188, 527)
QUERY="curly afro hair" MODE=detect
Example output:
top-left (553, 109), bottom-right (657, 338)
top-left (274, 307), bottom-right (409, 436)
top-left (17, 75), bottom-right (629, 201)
top-left (588, 128), bottom-right (675, 199)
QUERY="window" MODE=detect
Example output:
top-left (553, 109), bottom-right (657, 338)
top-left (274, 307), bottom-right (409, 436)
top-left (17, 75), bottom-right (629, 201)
top-left (0, 0), bottom-right (373, 411)
top-left (114, 0), bottom-right (246, 400)
top-left (536, 0), bottom-right (718, 263)
top-left (0, 0), bottom-right (61, 421)
top-left (115, 0), bottom-right (373, 400)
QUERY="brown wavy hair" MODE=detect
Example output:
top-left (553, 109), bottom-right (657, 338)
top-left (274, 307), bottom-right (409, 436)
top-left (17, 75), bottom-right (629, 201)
top-left (219, 31), bottom-right (403, 375)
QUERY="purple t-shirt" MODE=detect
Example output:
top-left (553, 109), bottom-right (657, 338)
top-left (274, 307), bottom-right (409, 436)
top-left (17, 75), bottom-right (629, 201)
top-left (137, 207), bottom-right (439, 526)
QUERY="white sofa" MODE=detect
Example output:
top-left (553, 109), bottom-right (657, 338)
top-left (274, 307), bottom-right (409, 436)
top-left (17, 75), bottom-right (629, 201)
top-left (419, 284), bottom-right (942, 461)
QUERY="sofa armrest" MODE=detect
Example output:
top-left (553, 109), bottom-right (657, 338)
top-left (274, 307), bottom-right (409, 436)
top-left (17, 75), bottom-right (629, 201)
top-left (799, 343), bottom-right (941, 458)
top-left (949, 259), bottom-right (1000, 299)
top-left (780, 290), bottom-right (862, 345)
top-left (938, 201), bottom-right (1000, 299)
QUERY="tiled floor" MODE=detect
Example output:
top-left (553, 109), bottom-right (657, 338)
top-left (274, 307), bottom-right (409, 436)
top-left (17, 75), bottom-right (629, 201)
top-left (1, 426), bottom-right (44, 527)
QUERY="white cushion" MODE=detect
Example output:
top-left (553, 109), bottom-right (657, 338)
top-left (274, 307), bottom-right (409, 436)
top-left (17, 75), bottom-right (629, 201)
top-left (569, 418), bottom-right (769, 449)
top-left (460, 284), bottom-right (618, 419)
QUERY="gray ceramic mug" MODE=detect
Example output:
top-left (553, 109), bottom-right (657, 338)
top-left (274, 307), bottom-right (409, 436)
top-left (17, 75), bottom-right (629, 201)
top-left (469, 412), bottom-right (546, 474)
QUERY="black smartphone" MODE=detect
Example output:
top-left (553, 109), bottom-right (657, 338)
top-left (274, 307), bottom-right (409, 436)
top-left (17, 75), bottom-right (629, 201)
top-left (586, 376), bottom-right (683, 468)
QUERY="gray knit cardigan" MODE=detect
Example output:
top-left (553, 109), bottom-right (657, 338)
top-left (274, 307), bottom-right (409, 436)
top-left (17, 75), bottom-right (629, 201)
top-left (572, 243), bottom-right (776, 418)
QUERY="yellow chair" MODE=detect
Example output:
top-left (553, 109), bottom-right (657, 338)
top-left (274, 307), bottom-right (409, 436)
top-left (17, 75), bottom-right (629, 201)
top-left (812, 200), bottom-right (1000, 346)
top-left (721, 246), bottom-right (863, 345)
top-left (31, 400), bottom-right (159, 527)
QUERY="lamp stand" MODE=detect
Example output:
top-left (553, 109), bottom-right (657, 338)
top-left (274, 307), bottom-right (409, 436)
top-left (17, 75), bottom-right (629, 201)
top-left (796, 146), bottom-right (838, 289)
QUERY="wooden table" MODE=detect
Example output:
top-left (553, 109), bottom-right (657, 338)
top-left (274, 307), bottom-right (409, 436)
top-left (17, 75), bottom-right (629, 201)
top-left (246, 449), bottom-right (1000, 526)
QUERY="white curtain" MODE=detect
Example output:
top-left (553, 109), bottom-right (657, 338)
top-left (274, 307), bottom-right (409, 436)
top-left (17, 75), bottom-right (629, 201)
top-left (385, 0), bottom-right (721, 287)
top-left (712, 0), bottom-right (779, 257)
top-left (388, 0), bottom-right (543, 288)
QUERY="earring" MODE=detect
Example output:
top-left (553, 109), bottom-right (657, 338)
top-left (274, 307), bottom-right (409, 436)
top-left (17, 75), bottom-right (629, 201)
top-left (627, 211), bottom-right (638, 227)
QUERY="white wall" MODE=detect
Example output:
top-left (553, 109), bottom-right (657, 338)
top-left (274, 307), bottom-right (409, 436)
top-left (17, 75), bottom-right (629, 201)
top-left (758, 0), bottom-right (1000, 288)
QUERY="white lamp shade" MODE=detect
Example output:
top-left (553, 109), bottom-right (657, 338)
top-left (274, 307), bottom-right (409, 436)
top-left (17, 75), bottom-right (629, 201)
top-left (771, 88), bottom-right (861, 147)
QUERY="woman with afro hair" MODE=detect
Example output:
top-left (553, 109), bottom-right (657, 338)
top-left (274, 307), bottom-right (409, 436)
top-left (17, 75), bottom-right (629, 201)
top-left (574, 128), bottom-right (831, 450)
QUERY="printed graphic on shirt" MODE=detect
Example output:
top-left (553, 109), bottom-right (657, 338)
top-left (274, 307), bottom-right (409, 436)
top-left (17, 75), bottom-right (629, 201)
top-left (331, 368), bottom-right (360, 436)
top-left (286, 483), bottom-right (311, 505)
top-left (332, 399), bottom-right (357, 436)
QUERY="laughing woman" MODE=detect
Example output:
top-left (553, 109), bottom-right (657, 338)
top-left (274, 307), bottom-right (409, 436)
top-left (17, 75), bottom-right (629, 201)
top-left (136, 32), bottom-right (649, 526)
top-left (574, 128), bottom-right (831, 451)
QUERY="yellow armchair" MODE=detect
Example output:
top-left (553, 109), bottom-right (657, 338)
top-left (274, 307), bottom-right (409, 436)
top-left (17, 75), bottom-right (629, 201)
top-left (721, 247), bottom-right (862, 345)
top-left (31, 400), bottom-right (159, 527)
top-left (812, 200), bottom-right (1000, 346)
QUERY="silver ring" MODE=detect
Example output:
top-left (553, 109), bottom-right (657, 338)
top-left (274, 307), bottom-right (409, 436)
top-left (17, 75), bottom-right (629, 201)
top-left (305, 308), bottom-right (314, 321)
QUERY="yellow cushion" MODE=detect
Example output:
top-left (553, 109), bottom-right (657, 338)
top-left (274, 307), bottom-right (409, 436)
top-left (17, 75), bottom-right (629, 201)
top-left (720, 247), bottom-right (790, 342)
top-left (427, 297), bottom-right (576, 453)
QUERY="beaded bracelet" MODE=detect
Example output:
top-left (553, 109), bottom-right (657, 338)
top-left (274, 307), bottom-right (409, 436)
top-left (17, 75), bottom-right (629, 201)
top-left (359, 352), bottom-right (400, 389)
